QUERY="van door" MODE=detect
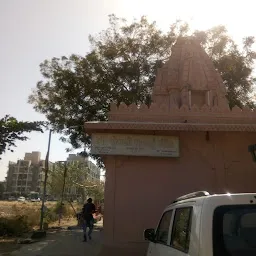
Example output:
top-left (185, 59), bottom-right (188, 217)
top-left (147, 209), bottom-right (174, 256)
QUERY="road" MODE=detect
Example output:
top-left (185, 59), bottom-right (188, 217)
top-left (4, 222), bottom-right (103, 256)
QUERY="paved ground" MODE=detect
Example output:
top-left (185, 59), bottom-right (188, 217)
top-left (1, 222), bottom-right (103, 256)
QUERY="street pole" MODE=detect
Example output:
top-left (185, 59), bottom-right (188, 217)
top-left (58, 161), bottom-right (68, 226)
top-left (38, 125), bottom-right (82, 230)
top-left (39, 129), bottom-right (52, 230)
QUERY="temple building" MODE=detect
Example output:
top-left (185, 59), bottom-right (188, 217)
top-left (85, 37), bottom-right (256, 256)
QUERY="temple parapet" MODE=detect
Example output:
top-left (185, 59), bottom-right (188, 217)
top-left (108, 102), bottom-right (256, 124)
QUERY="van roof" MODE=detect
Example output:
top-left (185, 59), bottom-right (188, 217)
top-left (167, 191), bottom-right (256, 208)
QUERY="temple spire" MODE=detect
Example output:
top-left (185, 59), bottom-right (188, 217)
top-left (152, 36), bottom-right (229, 109)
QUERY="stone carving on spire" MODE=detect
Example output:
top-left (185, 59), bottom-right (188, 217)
top-left (152, 36), bottom-right (229, 110)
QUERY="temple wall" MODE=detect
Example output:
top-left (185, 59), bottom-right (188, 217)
top-left (100, 131), bottom-right (256, 256)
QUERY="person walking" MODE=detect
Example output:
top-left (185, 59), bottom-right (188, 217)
top-left (82, 198), bottom-right (96, 242)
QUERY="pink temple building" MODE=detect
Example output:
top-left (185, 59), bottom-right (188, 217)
top-left (84, 37), bottom-right (256, 256)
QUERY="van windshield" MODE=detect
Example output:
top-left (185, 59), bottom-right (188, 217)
top-left (213, 205), bottom-right (256, 256)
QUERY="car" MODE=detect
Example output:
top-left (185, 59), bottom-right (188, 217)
top-left (8, 196), bottom-right (16, 201)
top-left (17, 196), bottom-right (25, 202)
top-left (144, 191), bottom-right (256, 256)
top-left (31, 198), bottom-right (40, 202)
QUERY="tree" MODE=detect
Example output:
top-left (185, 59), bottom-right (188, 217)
top-left (48, 161), bottom-right (99, 201)
top-left (0, 115), bottom-right (44, 159)
top-left (85, 180), bottom-right (105, 204)
top-left (29, 15), bottom-right (256, 164)
top-left (0, 182), bottom-right (5, 199)
top-left (48, 162), bottom-right (84, 199)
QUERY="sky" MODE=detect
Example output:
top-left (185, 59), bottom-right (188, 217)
top-left (0, 0), bottom-right (255, 180)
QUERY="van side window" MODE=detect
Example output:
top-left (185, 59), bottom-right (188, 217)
top-left (170, 207), bottom-right (192, 253)
top-left (155, 210), bottom-right (173, 245)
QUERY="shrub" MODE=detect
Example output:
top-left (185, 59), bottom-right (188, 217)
top-left (0, 202), bottom-right (77, 236)
top-left (44, 210), bottom-right (58, 223)
top-left (0, 216), bottom-right (30, 236)
top-left (11, 203), bottom-right (41, 227)
top-left (52, 202), bottom-right (73, 218)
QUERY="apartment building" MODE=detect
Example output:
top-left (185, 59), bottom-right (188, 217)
top-left (64, 154), bottom-right (101, 198)
top-left (5, 151), bottom-right (48, 196)
top-left (66, 154), bottom-right (101, 182)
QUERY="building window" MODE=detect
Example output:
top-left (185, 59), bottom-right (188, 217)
top-left (170, 207), bottom-right (192, 253)
top-left (155, 210), bottom-right (173, 245)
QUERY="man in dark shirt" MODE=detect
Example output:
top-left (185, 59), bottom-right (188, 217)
top-left (82, 198), bottom-right (96, 242)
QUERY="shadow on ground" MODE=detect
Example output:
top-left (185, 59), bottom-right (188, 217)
top-left (0, 239), bottom-right (21, 256)
top-left (0, 222), bottom-right (103, 256)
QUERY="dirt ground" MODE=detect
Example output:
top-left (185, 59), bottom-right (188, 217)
top-left (0, 201), bottom-right (82, 255)
top-left (0, 217), bottom-right (78, 255)
top-left (0, 201), bottom-right (103, 255)
top-left (0, 219), bottom-right (103, 256)
top-left (0, 238), bottom-right (21, 255)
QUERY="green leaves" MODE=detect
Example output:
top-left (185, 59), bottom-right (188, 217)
top-left (0, 115), bottom-right (44, 158)
top-left (85, 180), bottom-right (105, 203)
top-left (0, 183), bottom-right (4, 199)
top-left (48, 161), bottom-right (102, 201)
top-left (29, 15), bottom-right (256, 166)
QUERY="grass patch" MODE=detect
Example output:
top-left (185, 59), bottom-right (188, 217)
top-left (0, 201), bottom-right (80, 237)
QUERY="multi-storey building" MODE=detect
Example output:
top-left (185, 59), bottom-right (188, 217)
top-left (5, 151), bottom-right (48, 196)
top-left (87, 160), bottom-right (101, 182)
top-left (64, 154), bottom-right (101, 199)
top-left (66, 154), bottom-right (101, 182)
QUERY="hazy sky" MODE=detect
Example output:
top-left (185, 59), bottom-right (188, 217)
top-left (0, 0), bottom-right (255, 180)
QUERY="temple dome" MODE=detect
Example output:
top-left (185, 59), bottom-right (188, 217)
top-left (152, 36), bottom-right (229, 109)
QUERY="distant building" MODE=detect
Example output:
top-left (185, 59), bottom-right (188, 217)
top-left (66, 154), bottom-right (101, 182)
top-left (66, 154), bottom-right (85, 163)
top-left (5, 151), bottom-right (52, 196)
top-left (64, 154), bottom-right (101, 199)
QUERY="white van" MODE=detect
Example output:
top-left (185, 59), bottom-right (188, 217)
top-left (144, 191), bottom-right (256, 256)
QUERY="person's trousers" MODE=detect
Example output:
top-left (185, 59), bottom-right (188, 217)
top-left (82, 219), bottom-right (94, 236)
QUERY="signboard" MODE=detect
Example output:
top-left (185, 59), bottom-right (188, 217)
top-left (91, 133), bottom-right (179, 157)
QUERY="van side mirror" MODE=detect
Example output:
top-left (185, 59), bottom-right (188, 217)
top-left (144, 228), bottom-right (155, 242)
